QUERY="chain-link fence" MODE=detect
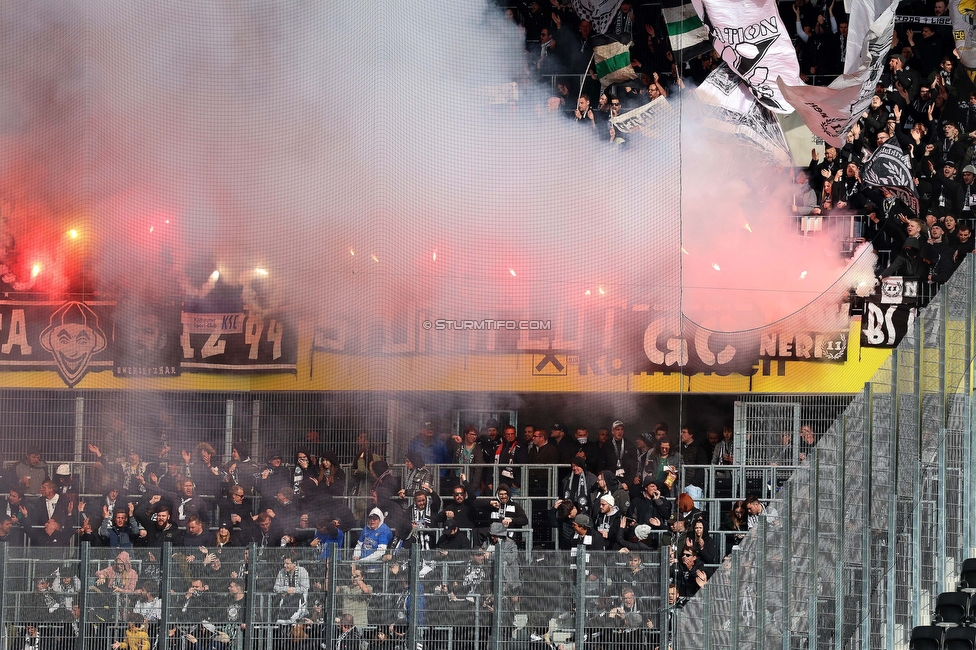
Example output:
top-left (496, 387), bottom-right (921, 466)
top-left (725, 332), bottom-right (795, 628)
top-left (0, 544), bottom-right (675, 650)
top-left (677, 257), bottom-right (976, 648)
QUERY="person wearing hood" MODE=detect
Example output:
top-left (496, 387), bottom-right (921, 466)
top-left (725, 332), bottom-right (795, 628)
top-left (593, 493), bottom-right (622, 550)
top-left (353, 508), bottom-right (394, 564)
top-left (289, 448), bottom-right (317, 497)
top-left (316, 450), bottom-right (346, 498)
top-left (95, 551), bottom-right (139, 594)
top-left (879, 235), bottom-right (928, 281)
top-left (477, 484), bottom-right (528, 539)
top-left (398, 452), bottom-right (435, 503)
top-left (402, 490), bottom-right (437, 551)
top-left (592, 470), bottom-right (630, 518)
top-left (680, 518), bottom-right (721, 566)
top-left (369, 460), bottom-right (398, 504)
top-left (254, 450), bottom-right (289, 499)
top-left (222, 445), bottom-right (258, 497)
top-left (557, 458), bottom-right (597, 517)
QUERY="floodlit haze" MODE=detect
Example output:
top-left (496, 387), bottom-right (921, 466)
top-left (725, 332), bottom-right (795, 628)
top-left (0, 0), bottom-right (868, 347)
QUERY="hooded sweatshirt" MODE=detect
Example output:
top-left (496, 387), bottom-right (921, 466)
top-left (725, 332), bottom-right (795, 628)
top-left (354, 508), bottom-right (393, 563)
top-left (95, 551), bottom-right (138, 593)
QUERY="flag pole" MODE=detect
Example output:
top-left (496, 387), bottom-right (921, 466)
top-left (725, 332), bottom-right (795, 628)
top-left (577, 53), bottom-right (595, 109)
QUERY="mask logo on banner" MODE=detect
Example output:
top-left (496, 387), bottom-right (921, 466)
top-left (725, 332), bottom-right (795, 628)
top-left (38, 301), bottom-right (108, 387)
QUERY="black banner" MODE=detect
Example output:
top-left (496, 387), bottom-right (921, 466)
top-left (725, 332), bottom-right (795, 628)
top-left (0, 300), bottom-right (115, 387)
top-left (179, 311), bottom-right (298, 373)
top-left (0, 300), bottom-right (296, 386)
top-left (113, 303), bottom-right (182, 377)
top-left (860, 298), bottom-right (917, 348)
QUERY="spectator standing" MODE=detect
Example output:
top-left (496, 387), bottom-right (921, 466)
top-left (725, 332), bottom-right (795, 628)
top-left (12, 448), bottom-right (47, 496)
top-left (406, 422), bottom-right (450, 468)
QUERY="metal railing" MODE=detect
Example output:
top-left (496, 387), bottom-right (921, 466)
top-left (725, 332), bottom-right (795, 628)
top-left (676, 254), bottom-right (976, 648)
top-left (0, 543), bottom-right (671, 650)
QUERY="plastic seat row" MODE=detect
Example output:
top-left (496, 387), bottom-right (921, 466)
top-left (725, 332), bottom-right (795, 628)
top-left (911, 625), bottom-right (976, 650)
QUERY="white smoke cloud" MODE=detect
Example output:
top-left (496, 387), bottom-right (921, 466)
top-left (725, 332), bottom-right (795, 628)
top-left (0, 0), bottom-right (866, 356)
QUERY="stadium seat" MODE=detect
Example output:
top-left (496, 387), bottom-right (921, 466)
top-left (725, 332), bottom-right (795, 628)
top-left (946, 627), bottom-right (976, 650)
top-left (959, 558), bottom-right (976, 593)
top-left (909, 625), bottom-right (944, 650)
top-left (935, 592), bottom-right (972, 627)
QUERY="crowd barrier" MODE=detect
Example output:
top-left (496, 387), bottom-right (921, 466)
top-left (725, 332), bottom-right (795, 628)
top-left (0, 543), bottom-right (673, 650)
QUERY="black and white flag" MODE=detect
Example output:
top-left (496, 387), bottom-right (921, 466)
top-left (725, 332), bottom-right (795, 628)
top-left (860, 140), bottom-right (920, 215)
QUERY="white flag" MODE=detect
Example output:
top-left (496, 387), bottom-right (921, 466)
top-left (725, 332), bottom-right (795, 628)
top-left (690, 0), bottom-right (803, 114)
top-left (609, 96), bottom-right (670, 134)
top-left (571, 0), bottom-right (625, 34)
top-left (845, 0), bottom-right (895, 74)
top-left (777, 5), bottom-right (895, 147)
top-left (697, 65), bottom-right (793, 165)
top-left (950, 0), bottom-right (976, 68)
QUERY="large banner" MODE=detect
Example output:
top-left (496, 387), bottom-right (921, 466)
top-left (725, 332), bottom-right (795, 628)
top-left (691, 0), bottom-right (803, 113)
top-left (778, 5), bottom-right (896, 146)
top-left (312, 308), bottom-right (848, 377)
top-left (697, 64), bottom-right (793, 165)
top-left (950, 0), bottom-right (976, 68)
top-left (179, 311), bottom-right (298, 373)
top-left (0, 299), bottom-right (297, 387)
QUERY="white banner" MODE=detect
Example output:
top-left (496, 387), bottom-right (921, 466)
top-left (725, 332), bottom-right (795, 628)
top-left (571, 0), bottom-right (625, 34)
top-left (690, 0), bottom-right (803, 114)
top-left (609, 96), bottom-right (670, 133)
top-left (950, 0), bottom-right (976, 68)
top-left (697, 65), bottom-right (793, 165)
top-left (777, 5), bottom-right (895, 147)
top-left (845, 0), bottom-right (896, 74)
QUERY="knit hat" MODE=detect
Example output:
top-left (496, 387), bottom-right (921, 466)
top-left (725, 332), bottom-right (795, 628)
top-left (489, 522), bottom-right (507, 536)
top-left (634, 524), bottom-right (652, 540)
top-left (600, 494), bottom-right (615, 508)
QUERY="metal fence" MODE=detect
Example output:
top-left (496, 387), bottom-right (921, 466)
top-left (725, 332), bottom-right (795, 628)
top-left (676, 256), bottom-right (976, 648)
top-left (0, 544), bottom-right (671, 650)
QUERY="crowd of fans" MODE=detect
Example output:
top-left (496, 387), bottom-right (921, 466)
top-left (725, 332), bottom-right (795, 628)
top-left (502, 0), bottom-right (976, 285)
top-left (0, 413), bottom-right (791, 648)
